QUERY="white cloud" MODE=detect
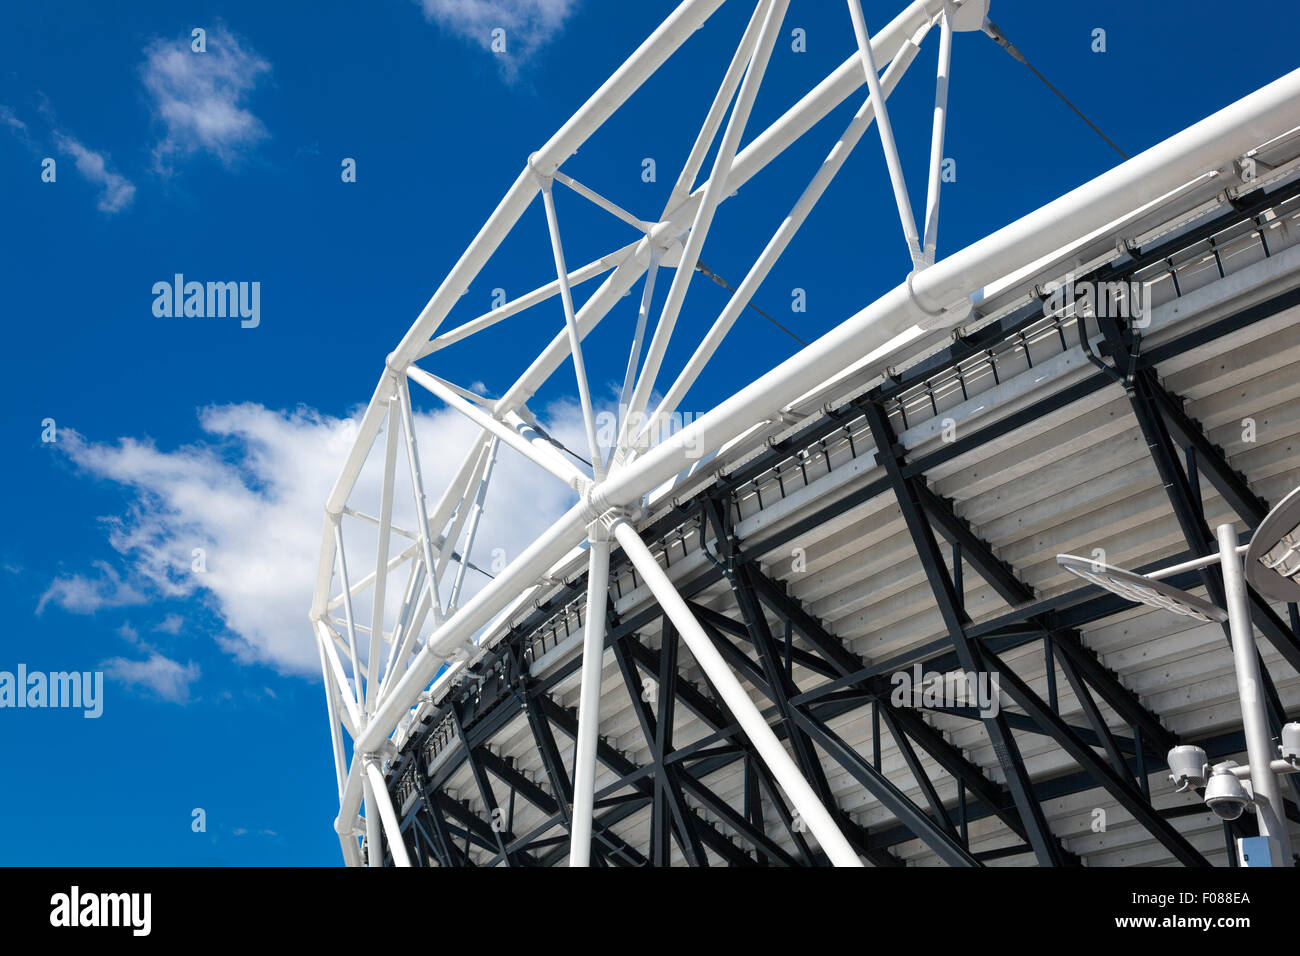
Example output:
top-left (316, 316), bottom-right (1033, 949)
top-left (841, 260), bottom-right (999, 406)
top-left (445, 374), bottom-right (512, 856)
top-left (0, 105), bottom-right (135, 214)
top-left (156, 613), bottom-right (185, 635)
top-left (102, 652), bottom-right (200, 703)
top-left (52, 131), bottom-right (136, 213)
top-left (141, 24), bottom-right (270, 169)
top-left (414, 0), bottom-right (578, 72)
top-left (50, 399), bottom-right (584, 676)
top-left (0, 105), bottom-right (30, 139)
top-left (37, 560), bottom-right (146, 615)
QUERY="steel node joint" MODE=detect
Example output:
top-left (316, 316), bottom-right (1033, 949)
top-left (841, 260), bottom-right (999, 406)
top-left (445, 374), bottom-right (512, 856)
top-left (335, 814), bottom-right (366, 839)
top-left (382, 354), bottom-right (408, 380)
top-left (443, 640), bottom-right (475, 665)
top-left (596, 507), bottom-right (633, 537)
top-left (906, 268), bottom-right (972, 328)
top-left (580, 481), bottom-right (633, 536)
top-left (526, 150), bottom-right (558, 188)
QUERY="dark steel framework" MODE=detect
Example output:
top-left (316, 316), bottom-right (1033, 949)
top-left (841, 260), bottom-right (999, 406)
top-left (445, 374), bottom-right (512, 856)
top-left (376, 181), bottom-right (1300, 867)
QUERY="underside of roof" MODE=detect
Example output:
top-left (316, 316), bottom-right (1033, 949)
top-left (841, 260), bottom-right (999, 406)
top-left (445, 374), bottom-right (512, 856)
top-left (377, 147), bottom-right (1300, 866)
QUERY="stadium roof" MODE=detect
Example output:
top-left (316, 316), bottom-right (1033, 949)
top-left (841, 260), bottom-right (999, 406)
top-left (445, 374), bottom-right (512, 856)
top-left (312, 0), bottom-right (1300, 866)
top-left (382, 127), bottom-right (1300, 866)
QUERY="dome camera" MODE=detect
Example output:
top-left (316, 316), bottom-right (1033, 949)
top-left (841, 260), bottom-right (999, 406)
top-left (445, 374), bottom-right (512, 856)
top-left (1204, 770), bottom-right (1252, 821)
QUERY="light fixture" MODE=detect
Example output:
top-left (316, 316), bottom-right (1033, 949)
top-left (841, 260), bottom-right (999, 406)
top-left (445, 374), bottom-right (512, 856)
top-left (1057, 495), bottom-right (1300, 867)
top-left (1282, 722), bottom-right (1300, 762)
top-left (1245, 483), bottom-right (1300, 603)
top-left (1055, 553), bottom-right (1226, 622)
top-left (1166, 744), bottom-right (1209, 792)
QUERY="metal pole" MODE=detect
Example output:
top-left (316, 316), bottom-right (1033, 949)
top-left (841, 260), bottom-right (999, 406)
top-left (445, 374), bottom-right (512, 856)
top-left (396, 375), bottom-right (447, 625)
top-left (367, 396), bottom-right (401, 714)
top-left (421, 242), bottom-right (641, 356)
top-left (1145, 543), bottom-right (1247, 580)
top-left (406, 366), bottom-right (587, 489)
top-left (920, 6), bottom-right (952, 264)
top-left (332, 518), bottom-right (365, 701)
top-left (847, 0), bottom-right (922, 265)
top-left (449, 439), bottom-right (498, 611)
top-left (363, 758), bottom-right (413, 867)
top-left (619, 251), bottom-right (660, 446)
top-left (316, 621), bottom-right (363, 732)
top-left (1217, 522), bottom-right (1293, 865)
top-left (541, 180), bottom-right (607, 481)
top-left (609, 516), bottom-right (862, 866)
top-left (362, 779), bottom-right (383, 868)
top-left (382, 559), bottom-right (423, 686)
top-left (569, 533), bottom-right (612, 866)
top-left (316, 632), bottom-right (348, 798)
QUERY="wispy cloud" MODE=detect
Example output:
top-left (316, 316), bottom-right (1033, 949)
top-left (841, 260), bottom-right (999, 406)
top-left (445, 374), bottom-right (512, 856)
top-left (47, 400), bottom-right (583, 676)
top-left (102, 652), bottom-right (200, 703)
top-left (141, 24), bottom-right (270, 170)
top-left (414, 0), bottom-right (578, 75)
top-left (51, 131), bottom-right (136, 213)
top-left (0, 105), bottom-right (32, 144)
top-left (0, 104), bottom-right (136, 214)
top-left (38, 560), bottom-right (146, 615)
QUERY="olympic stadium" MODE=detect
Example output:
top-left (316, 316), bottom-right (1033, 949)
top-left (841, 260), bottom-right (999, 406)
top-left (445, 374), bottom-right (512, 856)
top-left (309, 0), bottom-right (1300, 866)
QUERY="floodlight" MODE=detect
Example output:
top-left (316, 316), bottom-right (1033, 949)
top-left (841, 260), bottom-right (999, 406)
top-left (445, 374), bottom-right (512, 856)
top-left (1060, 518), bottom-right (1299, 866)
top-left (1167, 745), bottom-right (1209, 792)
top-left (1282, 722), bottom-right (1300, 762)
top-left (1056, 554), bottom-right (1228, 623)
top-left (1245, 484), bottom-right (1300, 603)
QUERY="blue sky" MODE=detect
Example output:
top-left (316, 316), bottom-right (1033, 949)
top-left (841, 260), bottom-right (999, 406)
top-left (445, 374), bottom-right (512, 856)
top-left (0, 0), bottom-right (1294, 865)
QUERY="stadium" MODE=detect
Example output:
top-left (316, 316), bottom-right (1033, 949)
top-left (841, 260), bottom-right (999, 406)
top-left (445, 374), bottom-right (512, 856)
top-left (310, 0), bottom-right (1300, 867)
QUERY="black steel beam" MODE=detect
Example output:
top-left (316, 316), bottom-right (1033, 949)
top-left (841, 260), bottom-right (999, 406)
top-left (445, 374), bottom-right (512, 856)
top-left (915, 480), bottom-right (1178, 755)
top-left (981, 644), bottom-right (1210, 867)
top-left (746, 564), bottom-right (1069, 856)
top-left (864, 398), bottom-right (1069, 866)
top-left (878, 706), bottom-right (960, 840)
top-left (620, 627), bottom-right (830, 864)
top-left (652, 620), bottom-right (679, 865)
top-left (536, 695), bottom-right (756, 866)
top-left (790, 709), bottom-right (980, 866)
top-left (611, 636), bottom-right (708, 866)
top-left (450, 706), bottom-right (517, 866)
top-left (524, 687), bottom-right (574, 823)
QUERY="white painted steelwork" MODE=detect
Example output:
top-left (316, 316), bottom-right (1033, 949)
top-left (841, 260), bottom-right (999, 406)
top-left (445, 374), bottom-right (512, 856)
top-left (310, 0), bottom-right (1300, 866)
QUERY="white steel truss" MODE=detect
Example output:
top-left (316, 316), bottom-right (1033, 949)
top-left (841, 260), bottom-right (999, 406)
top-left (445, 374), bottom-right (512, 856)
top-left (310, 0), bottom-right (1300, 866)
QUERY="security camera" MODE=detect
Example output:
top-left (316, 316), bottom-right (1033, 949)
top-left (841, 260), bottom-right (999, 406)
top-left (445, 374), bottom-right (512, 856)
top-left (1281, 722), bottom-right (1300, 762)
top-left (1167, 745), bottom-right (1209, 792)
top-left (1204, 769), bottom-right (1252, 821)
